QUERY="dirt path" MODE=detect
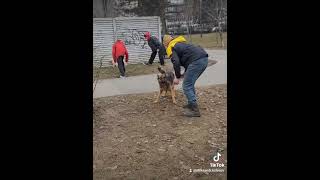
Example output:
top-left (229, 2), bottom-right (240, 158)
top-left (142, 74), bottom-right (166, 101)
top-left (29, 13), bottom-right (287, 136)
top-left (93, 85), bottom-right (227, 180)
top-left (93, 49), bottom-right (226, 98)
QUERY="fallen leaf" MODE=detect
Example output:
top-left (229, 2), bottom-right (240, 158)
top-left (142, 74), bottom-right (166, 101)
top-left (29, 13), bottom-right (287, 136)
top-left (107, 165), bottom-right (118, 170)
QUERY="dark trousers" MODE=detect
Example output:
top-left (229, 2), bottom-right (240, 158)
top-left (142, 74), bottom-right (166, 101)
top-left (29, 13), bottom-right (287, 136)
top-left (148, 45), bottom-right (165, 65)
top-left (117, 56), bottom-right (125, 76)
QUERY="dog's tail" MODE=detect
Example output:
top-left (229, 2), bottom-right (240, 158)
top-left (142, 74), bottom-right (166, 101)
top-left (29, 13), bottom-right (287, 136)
top-left (158, 66), bottom-right (166, 74)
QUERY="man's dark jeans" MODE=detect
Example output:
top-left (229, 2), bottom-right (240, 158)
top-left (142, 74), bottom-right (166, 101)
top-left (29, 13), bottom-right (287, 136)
top-left (148, 45), bottom-right (166, 65)
top-left (182, 57), bottom-right (208, 105)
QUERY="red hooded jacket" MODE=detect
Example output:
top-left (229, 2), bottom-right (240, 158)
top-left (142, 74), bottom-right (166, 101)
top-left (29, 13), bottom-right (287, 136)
top-left (144, 31), bottom-right (151, 41)
top-left (112, 40), bottom-right (129, 63)
top-left (144, 31), bottom-right (162, 52)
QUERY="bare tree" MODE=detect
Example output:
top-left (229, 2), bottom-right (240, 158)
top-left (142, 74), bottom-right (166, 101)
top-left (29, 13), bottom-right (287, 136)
top-left (93, 47), bottom-right (105, 95)
top-left (93, 0), bottom-right (114, 18)
top-left (201, 0), bottom-right (227, 47)
top-left (183, 0), bottom-right (195, 43)
top-left (159, 0), bottom-right (168, 35)
top-left (217, 0), bottom-right (224, 47)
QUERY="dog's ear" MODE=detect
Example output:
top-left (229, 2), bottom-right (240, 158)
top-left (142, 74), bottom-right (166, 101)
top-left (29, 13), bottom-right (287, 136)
top-left (158, 66), bottom-right (166, 74)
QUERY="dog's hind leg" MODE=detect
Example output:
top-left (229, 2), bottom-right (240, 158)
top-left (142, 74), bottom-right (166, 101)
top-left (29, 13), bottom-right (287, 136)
top-left (162, 89), bottom-right (168, 97)
top-left (166, 91), bottom-right (169, 97)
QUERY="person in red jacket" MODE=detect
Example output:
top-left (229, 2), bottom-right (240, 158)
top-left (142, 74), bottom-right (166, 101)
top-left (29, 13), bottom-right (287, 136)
top-left (112, 40), bottom-right (129, 78)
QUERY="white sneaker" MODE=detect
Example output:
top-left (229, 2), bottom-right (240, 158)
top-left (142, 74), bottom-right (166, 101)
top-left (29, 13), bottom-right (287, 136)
top-left (120, 75), bottom-right (126, 78)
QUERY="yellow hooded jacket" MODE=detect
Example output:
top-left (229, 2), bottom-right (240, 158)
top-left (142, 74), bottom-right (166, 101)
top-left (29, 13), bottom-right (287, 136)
top-left (166, 36), bottom-right (187, 57)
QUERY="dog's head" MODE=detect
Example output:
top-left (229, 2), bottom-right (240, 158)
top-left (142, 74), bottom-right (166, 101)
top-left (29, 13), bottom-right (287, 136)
top-left (157, 66), bottom-right (167, 83)
top-left (157, 66), bottom-right (175, 84)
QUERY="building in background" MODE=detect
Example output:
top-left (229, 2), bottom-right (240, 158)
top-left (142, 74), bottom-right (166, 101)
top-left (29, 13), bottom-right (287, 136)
top-left (165, 0), bottom-right (191, 35)
top-left (165, 0), bottom-right (227, 35)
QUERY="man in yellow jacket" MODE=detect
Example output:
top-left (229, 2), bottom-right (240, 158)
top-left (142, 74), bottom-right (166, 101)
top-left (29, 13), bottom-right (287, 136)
top-left (163, 35), bottom-right (208, 117)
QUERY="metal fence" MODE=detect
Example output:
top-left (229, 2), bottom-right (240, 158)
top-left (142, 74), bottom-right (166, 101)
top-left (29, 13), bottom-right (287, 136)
top-left (93, 16), bottom-right (161, 67)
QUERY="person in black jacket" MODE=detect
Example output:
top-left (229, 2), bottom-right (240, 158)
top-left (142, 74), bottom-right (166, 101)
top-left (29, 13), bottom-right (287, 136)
top-left (163, 34), bottom-right (208, 117)
top-left (143, 31), bottom-right (166, 66)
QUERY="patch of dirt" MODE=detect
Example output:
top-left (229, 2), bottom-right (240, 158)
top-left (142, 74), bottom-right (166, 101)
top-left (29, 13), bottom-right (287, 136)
top-left (93, 85), bottom-right (227, 180)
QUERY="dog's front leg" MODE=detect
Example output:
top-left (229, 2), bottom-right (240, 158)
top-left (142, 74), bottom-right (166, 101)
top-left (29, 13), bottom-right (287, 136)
top-left (162, 90), bottom-right (167, 97)
top-left (172, 87), bottom-right (176, 98)
top-left (170, 86), bottom-right (177, 104)
top-left (170, 85), bottom-right (176, 98)
top-left (154, 90), bottom-right (162, 103)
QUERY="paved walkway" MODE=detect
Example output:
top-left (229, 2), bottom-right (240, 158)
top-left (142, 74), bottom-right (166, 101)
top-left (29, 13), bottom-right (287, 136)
top-left (93, 49), bottom-right (227, 98)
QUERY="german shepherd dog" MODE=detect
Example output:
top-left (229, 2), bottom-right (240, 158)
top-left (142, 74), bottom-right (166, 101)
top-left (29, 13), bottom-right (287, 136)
top-left (154, 66), bottom-right (177, 104)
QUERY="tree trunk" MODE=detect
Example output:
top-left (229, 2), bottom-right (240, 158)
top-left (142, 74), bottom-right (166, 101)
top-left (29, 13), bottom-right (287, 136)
top-left (219, 0), bottom-right (224, 47)
top-left (159, 0), bottom-right (167, 35)
top-left (200, 0), bottom-right (202, 38)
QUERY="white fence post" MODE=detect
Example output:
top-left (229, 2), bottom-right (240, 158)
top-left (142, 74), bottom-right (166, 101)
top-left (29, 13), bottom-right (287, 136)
top-left (113, 18), bottom-right (117, 42)
top-left (158, 16), bottom-right (162, 43)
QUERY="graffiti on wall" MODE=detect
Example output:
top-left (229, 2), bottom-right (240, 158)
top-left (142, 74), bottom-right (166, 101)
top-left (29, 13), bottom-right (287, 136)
top-left (118, 28), bottom-right (149, 49)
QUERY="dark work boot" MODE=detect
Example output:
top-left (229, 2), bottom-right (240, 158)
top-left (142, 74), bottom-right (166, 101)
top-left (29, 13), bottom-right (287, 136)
top-left (143, 61), bottom-right (152, 65)
top-left (183, 103), bottom-right (201, 117)
top-left (182, 104), bottom-right (191, 109)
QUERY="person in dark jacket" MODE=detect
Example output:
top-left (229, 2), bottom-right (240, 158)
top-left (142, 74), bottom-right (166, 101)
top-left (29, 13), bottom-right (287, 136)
top-left (112, 39), bottom-right (129, 78)
top-left (163, 34), bottom-right (208, 117)
top-left (143, 31), bottom-right (166, 66)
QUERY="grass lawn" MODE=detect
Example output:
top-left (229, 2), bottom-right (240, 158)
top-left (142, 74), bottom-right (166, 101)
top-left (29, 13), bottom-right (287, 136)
top-left (184, 32), bottom-right (227, 49)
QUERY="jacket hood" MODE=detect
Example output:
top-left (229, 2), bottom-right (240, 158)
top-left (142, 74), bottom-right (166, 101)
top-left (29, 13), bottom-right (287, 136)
top-left (166, 36), bottom-right (187, 57)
